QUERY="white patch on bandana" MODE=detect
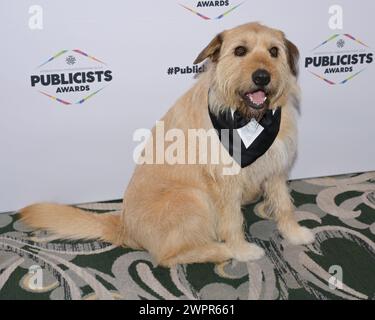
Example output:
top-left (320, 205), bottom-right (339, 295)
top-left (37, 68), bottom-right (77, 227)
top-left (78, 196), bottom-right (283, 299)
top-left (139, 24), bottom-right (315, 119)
top-left (231, 109), bottom-right (264, 149)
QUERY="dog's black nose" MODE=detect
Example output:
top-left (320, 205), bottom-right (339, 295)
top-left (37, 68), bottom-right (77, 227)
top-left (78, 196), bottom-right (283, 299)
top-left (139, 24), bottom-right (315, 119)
top-left (252, 69), bottom-right (271, 86)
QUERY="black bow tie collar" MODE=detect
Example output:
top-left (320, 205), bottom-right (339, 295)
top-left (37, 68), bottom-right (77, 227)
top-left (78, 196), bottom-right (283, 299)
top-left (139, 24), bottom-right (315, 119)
top-left (208, 105), bottom-right (282, 168)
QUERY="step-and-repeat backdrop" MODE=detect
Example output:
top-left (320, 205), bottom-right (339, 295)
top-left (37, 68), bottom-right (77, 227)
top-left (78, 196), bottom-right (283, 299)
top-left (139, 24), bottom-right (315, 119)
top-left (1, 0), bottom-right (374, 212)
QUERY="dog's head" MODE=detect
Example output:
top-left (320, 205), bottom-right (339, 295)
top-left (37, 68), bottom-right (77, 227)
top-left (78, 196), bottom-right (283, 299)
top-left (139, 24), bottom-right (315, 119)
top-left (194, 22), bottom-right (299, 119)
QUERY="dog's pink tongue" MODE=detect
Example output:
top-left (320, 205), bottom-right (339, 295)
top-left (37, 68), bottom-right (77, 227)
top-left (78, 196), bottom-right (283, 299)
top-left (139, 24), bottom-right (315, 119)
top-left (248, 90), bottom-right (266, 105)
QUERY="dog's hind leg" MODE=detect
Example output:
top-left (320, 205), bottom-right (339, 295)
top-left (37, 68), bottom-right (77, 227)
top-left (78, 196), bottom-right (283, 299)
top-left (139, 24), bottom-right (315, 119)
top-left (159, 242), bottom-right (232, 267)
top-left (262, 175), bottom-right (315, 245)
top-left (159, 241), bottom-right (264, 267)
top-left (137, 187), bottom-right (232, 267)
top-left (143, 187), bottom-right (263, 267)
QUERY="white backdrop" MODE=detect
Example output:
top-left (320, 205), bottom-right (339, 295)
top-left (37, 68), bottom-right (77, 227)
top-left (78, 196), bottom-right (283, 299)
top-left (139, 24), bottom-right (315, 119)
top-left (0, 0), bottom-right (374, 212)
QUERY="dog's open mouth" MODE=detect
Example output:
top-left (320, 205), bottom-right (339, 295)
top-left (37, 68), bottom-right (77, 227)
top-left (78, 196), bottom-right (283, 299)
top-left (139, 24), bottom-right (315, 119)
top-left (241, 89), bottom-right (269, 110)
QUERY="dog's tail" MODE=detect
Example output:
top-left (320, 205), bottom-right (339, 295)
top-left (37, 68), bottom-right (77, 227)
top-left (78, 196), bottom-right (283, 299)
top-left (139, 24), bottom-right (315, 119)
top-left (19, 203), bottom-right (123, 245)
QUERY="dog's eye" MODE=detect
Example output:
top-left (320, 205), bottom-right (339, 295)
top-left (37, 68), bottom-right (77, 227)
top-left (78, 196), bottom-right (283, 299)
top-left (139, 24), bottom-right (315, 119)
top-left (234, 46), bottom-right (247, 57)
top-left (269, 47), bottom-right (279, 58)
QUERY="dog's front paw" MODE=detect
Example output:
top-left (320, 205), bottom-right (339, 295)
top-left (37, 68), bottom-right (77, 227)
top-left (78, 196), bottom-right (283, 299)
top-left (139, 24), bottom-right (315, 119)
top-left (230, 243), bottom-right (265, 262)
top-left (282, 226), bottom-right (315, 245)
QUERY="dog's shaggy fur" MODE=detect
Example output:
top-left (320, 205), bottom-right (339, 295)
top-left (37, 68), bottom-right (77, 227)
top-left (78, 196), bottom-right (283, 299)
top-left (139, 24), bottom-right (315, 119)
top-left (20, 23), bottom-right (314, 267)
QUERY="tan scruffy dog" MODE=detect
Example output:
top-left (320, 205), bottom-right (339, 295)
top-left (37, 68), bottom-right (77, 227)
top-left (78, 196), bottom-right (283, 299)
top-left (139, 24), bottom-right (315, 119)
top-left (21, 22), bottom-right (315, 267)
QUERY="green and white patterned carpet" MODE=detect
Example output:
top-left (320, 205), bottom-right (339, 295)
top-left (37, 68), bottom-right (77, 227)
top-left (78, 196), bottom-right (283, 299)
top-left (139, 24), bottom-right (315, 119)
top-left (1, 172), bottom-right (375, 300)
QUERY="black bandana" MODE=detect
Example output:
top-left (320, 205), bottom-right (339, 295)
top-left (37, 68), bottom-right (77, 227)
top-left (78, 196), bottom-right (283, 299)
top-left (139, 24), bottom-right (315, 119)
top-left (208, 105), bottom-right (281, 168)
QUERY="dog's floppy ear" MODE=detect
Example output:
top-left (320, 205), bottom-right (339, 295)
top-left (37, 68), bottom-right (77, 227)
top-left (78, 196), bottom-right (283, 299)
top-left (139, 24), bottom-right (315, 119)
top-left (193, 33), bottom-right (223, 65)
top-left (284, 38), bottom-right (299, 77)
